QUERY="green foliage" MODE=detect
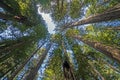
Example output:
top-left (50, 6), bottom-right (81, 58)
top-left (85, 0), bottom-right (120, 17)
top-left (71, 43), bottom-right (120, 80)
top-left (84, 25), bottom-right (120, 47)
top-left (43, 48), bottom-right (64, 80)
top-left (70, 0), bottom-right (82, 18)
top-left (51, 33), bottom-right (62, 44)
top-left (72, 44), bottom-right (94, 79)
top-left (51, 0), bottom-right (67, 22)
top-left (1, 0), bottom-right (120, 79)
top-left (65, 29), bottom-right (79, 37)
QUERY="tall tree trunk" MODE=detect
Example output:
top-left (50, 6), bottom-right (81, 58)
top-left (60, 0), bottom-right (64, 13)
top-left (89, 62), bottom-right (105, 80)
top-left (1, 63), bottom-right (18, 78)
top-left (63, 4), bottom-right (120, 29)
top-left (8, 41), bottom-right (46, 80)
top-left (62, 41), bottom-right (76, 80)
top-left (0, 12), bottom-right (13, 20)
top-left (0, 41), bottom-right (27, 63)
top-left (100, 59), bottom-right (120, 73)
top-left (0, 12), bottom-right (33, 26)
top-left (0, 40), bottom-right (25, 53)
top-left (57, 0), bottom-right (60, 11)
top-left (23, 42), bottom-right (52, 80)
top-left (0, 0), bottom-right (15, 14)
top-left (73, 35), bottom-right (120, 63)
top-left (105, 26), bottom-right (120, 30)
top-left (0, 0), bottom-right (35, 26)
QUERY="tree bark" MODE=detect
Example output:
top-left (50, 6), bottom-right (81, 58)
top-left (89, 62), bottom-right (105, 80)
top-left (100, 59), bottom-right (120, 73)
top-left (8, 41), bottom-right (46, 80)
top-left (105, 27), bottom-right (120, 30)
top-left (0, 12), bottom-right (13, 20)
top-left (0, 12), bottom-right (33, 26)
top-left (1, 63), bottom-right (18, 78)
top-left (0, 0), bottom-right (15, 14)
top-left (73, 35), bottom-right (120, 63)
top-left (62, 41), bottom-right (76, 80)
top-left (63, 4), bottom-right (120, 29)
top-left (23, 42), bottom-right (52, 80)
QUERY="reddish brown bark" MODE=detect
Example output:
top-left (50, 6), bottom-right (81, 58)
top-left (73, 35), bottom-right (120, 63)
top-left (23, 43), bottom-right (52, 80)
top-left (105, 27), bottom-right (120, 30)
top-left (89, 62), bottom-right (105, 80)
top-left (63, 4), bottom-right (120, 29)
top-left (0, 12), bottom-right (33, 26)
top-left (62, 41), bottom-right (76, 80)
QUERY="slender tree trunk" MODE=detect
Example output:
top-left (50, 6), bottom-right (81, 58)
top-left (0, 12), bottom-right (33, 26)
top-left (8, 41), bottom-right (46, 80)
top-left (1, 63), bottom-right (18, 78)
top-left (0, 12), bottom-right (13, 20)
top-left (0, 41), bottom-right (27, 63)
top-left (57, 0), bottom-right (60, 10)
top-left (62, 41), bottom-right (76, 80)
top-left (0, 0), bottom-right (35, 26)
top-left (60, 0), bottom-right (64, 13)
top-left (0, 40), bottom-right (25, 53)
top-left (89, 62), bottom-right (105, 80)
top-left (73, 35), bottom-right (120, 63)
top-left (0, 0), bottom-right (15, 14)
top-left (63, 4), bottom-right (120, 29)
top-left (96, 0), bottom-right (110, 8)
top-left (23, 43), bottom-right (52, 80)
top-left (100, 59), bottom-right (120, 73)
top-left (105, 27), bottom-right (120, 30)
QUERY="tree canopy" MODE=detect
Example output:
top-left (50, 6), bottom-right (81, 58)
top-left (0, 0), bottom-right (120, 80)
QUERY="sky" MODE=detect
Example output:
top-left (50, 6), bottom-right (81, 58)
top-left (38, 7), bottom-right (55, 34)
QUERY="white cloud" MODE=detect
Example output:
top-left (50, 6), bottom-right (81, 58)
top-left (38, 7), bottom-right (55, 34)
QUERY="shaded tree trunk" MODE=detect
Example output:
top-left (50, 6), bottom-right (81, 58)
top-left (0, 12), bottom-right (33, 26)
top-left (0, 37), bottom-right (34, 59)
top-left (96, 0), bottom-right (110, 8)
top-left (89, 62), bottom-right (105, 80)
top-left (105, 26), bottom-right (120, 30)
top-left (0, 12), bottom-right (13, 20)
top-left (0, 63), bottom-right (18, 78)
top-left (56, 0), bottom-right (60, 11)
top-left (0, 40), bottom-right (25, 53)
top-left (0, 0), bottom-right (35, 26)
top-left (60, 0), bottom-right (64, 13)
top-left (0, 40), bottom-right (28, 63)
top-left (63, 4), bottom-right (120, 29)
top-left (63, 60), bottom-right (76, 80)
top-left (0, 0), bottom-right (16, 15)
top-left (73, 35), bottom-right (120, 63)
top-left (100, 59), bottom-right (120, 73)
top-left (23, 42), bottom-right (52, 80)
top-left (62, 41), bottom-right (76, 80)
top-left (8, 41), bottom-right (46, 80)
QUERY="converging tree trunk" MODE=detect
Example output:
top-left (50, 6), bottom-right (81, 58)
top-left (8, 41), bottom-right (46, 80)
top-left (73, 35), bottom-right (120, 63)
top-left (0, 12), bottom-right (33, 26)
top-left (0, 0), bottom-right (16, 15)
top-left (62, 41), bottom-right (76, 80)
top-left (23, 42), bottom-right (52, 80)
top-left (89, 62), bottom-right (105, 80)
top-left (100, 59), bottom-right (120, 73)
top-left (105, 26), bottom-right (120, 30)
top-left (63, 4), bottom-right (120, 29)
